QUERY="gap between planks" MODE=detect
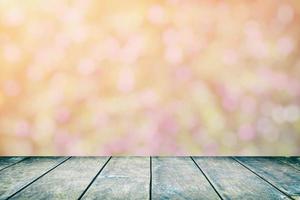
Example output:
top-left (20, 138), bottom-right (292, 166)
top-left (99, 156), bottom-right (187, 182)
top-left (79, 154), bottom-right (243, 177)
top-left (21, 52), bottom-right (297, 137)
top-left (149, 156), bottom-right (152, 200)
top-left (77, 156), bottom-right (112, 200)
top-left (278, 158), bottom-right (300, 172)
top-left (190, 157), bottom-right (223, 200)
top-left (6, 157), bottom-right (71, 199)
top-left (232, 157), bottom-right (294, 200)
top-left (0, 158), bottom-right (29, 173)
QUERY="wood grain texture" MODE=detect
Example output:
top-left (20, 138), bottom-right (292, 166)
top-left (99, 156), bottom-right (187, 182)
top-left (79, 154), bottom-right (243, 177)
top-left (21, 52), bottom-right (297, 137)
top-left (0, 157), bottom-right (67, 200)
top-left (82, 156), bottom-right (150, 200)
top-left (193, 157), bottom-right (289, 200)
top-left (152, 157), bottom-right (220, 200)
top-left (236, 157), bottom-right (300, 199)
top-left (0, 157), bottom-right (25, 172)
top-left (279, 157), bottom-right (300, 171)
top-left (0, 156), bottom-right (299, 199)
top-left (9, 157), bottom-right (109, 200)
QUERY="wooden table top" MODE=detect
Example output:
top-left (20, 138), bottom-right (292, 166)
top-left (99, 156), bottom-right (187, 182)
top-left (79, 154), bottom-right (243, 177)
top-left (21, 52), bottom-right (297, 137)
top-left (0, 157), bottom-right (299, 199)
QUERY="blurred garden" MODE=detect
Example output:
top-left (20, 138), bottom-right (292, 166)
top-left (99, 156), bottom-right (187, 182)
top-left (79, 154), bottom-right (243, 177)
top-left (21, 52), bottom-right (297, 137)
top-left (0, 0), bottom-right (299, 155)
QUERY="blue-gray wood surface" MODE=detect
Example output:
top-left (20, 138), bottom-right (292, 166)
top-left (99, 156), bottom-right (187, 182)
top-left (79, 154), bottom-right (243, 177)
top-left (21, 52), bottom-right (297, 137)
top-left (0, 157), bottom-right (299, 200)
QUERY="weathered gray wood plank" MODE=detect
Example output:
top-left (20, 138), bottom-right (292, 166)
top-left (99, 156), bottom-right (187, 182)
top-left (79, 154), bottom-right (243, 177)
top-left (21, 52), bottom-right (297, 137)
top-left (236, 157), bottom-right (300, 199)
top-left (9, 157), bottom-right (110, 200)
top-left (0, 157), bottom-right (68, 200)
top-left (279, 157), bottom-right (300, 171)
top-left (1, 156), bottom-right (299, 199)
top-left (193, 157), bottom-right (289, 200)
top-left (81, 156), bottom-right (150, 200)
top-left (0, 157), bottom-right (25, 172)
top-left (152, 157), bottom-right (220, 200)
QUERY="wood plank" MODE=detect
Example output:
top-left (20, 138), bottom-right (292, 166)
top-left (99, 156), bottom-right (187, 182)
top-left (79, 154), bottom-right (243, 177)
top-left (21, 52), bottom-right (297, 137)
top-left (152, 157), bottom-right (220, 200)
top-left (81, 156), bottom-right (150, 200)
top-left (193, 157), bottom-right (289, 199)
top-left (278, 157), bottom-right (300, 171)
top-left (235, 157), bottom-right (300, 199)
top-left (0, 157), bottom-right (25, 172)
top-left (0, 157), bottom-right (68, 200)
top-left (9, 157), bottom-right (110, 200)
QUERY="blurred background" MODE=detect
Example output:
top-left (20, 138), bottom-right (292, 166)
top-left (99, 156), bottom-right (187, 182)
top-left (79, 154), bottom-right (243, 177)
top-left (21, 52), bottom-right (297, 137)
top-left (0, 0), bottom-right (300, 155)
